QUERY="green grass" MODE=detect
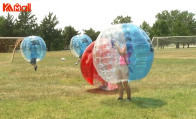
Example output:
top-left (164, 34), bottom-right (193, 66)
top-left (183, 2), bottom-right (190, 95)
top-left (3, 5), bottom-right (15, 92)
top-left (0, 48), bottom-right (196, 119)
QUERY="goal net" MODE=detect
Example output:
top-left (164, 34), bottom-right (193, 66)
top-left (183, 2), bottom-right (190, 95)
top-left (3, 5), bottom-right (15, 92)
top-left (0, 37), bottom-right (24, 62)
top-left (152, 36), bottom-right (196, 49)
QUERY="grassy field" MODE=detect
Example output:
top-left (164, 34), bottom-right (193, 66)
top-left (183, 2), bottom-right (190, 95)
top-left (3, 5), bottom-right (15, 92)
top-left (0, 48), bottom-right (196, 119)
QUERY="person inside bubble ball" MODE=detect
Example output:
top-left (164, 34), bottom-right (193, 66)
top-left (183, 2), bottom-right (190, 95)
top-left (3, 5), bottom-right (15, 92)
top-left (75, 53), bottom-right (82, 65)
top-left (30, 40), bottom-right (38, 71)
top-left (75, 38), bottom-right (88, 65)
top-left (75, 42), bottom-right (83, 65)
top-left (112, 38), bottom-right (131, 101)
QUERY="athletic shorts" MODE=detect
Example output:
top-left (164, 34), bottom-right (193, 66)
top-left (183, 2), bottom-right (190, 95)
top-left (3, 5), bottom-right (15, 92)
top-left (117, 65), bottom-right (129, 82)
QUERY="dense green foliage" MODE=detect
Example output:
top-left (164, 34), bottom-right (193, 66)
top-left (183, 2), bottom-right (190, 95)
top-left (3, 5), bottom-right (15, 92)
top-left (39, 12), bottom-right (61, 51)
top-left (0, 11), bottom-right (101, 51)
top-left (153, 10), bottom-right (196, 36)
top-left (0, 10), bottom-right (196, 51)
top-left (151, 10), bottom-right (196, 48)
top-left (62, 26), bottom-right (79, 49)
top-left (83, 28), bottom-right (100, 41)
top-left (0, 13), bottom-right (15, 37)
top-left (111, 15), bottom-right (132, 24)
top-left (15, 11), bottom-right (38, 36)
top-left (140, 21), bottom-right (152, 38)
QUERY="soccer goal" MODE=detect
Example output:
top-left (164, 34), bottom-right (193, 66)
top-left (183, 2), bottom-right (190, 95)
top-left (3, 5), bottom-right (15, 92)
top-left (0, 37), bottom-right (25, 62)
top-left (152, 36), bottom-right (196, 49)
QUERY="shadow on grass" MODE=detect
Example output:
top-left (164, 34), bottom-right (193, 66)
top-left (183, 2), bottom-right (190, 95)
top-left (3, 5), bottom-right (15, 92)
top-left (86, 87), bottom-right (140, 95)
top-left (86, 88), bottom-right (118, 95)
top-left (131, 97), bottom-right (167, 108)
top-left (101, 97), bottom-right (167, 108)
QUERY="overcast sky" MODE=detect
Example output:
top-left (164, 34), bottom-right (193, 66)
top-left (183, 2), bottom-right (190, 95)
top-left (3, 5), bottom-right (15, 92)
top-left (0, 0), bottom-right (195, 32)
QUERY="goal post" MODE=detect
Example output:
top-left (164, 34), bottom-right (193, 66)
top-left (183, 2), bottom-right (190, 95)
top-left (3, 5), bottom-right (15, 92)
top-left (0, 37), bottom-right (25, 62)
top-left (152, 36), bottom-right (196, 49)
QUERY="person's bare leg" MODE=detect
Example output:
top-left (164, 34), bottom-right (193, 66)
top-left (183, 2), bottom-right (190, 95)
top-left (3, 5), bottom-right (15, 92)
top-left (117, 82), bottom-right (123, 99)
top-left (75, 59), bottom-right (81, 65)
top-left (123, 81), bottom-right (131, 99)
top-left (30, 58), bottom-right (37, 71)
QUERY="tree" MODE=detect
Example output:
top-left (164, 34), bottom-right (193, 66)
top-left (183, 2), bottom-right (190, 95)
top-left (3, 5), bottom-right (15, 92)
top-left (111, 15), bottom-right (132, 24)
top-left (0, 16), bottom-right (5, 36)
top-left (14, 11), bottom-right (38, 36)
top-left (62, 26), bottom-right (78, 49)
top-left (50, 29), bottom-right (63, 51)
top-left (151, 20), bottom-right (170, 37)
top-left (140, 21), bottom-right (152, 39)
top-left (154, 10), bottom-right (196, 36)
top-left (83, 28), bottom-right (100, 41)
top-left (0, 13), bottom-right (15, 37)
top-left (152, 10), bottom-right (196, 48)
top-left (39, 12), bottom-right (61, 51)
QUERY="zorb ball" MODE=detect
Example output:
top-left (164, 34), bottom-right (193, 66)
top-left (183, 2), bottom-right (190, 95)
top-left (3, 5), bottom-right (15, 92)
top-left (81, 42), bottom-right (117, 90)
top-left (93, 23), bottom-right (154, 83)
top-left (20, 36), bottom-right (46, 62)
top-left (70, 34), bottom-right (92, 57)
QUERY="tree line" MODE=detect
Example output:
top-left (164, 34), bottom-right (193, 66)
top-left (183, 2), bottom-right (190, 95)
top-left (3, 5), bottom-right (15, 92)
top-left (141, 10), bottom-right (196, 48)
top-left (0, 12), bottom-right (100, 51)
top-left (0, 9), bottom-right (196, 51)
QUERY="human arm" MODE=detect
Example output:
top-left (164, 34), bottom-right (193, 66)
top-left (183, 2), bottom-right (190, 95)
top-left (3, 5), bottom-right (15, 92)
top-left (114, 43), bottom-right (127, 56)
